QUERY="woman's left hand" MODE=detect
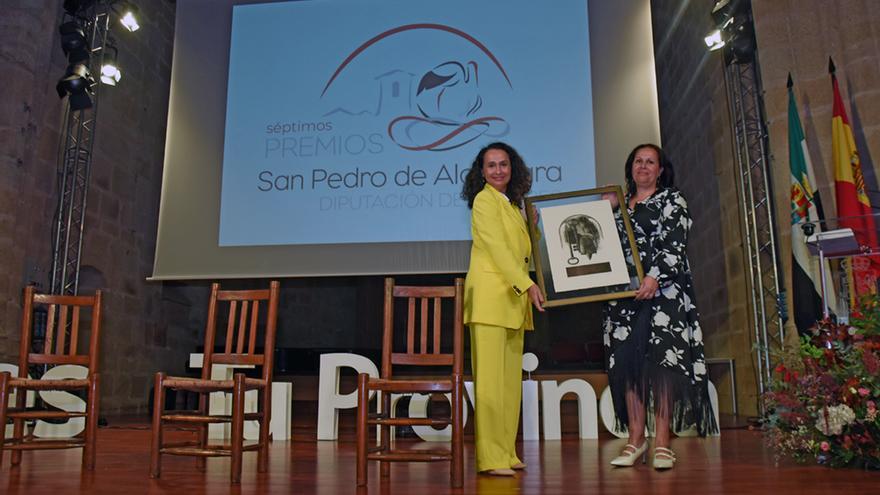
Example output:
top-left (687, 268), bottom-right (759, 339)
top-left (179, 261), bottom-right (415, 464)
top-left (600, 185), bottom-right (620, 210)
top-left (527, 284), bottom-right (545, 312)
top-left (634, 275), bottom-right (658, 300)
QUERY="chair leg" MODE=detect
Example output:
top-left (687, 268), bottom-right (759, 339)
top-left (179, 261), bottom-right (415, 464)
top-left (149, 372), bottom-right (166, 479)
top-left (230, 374), bottom-right (246, 484)
top-left (83, 373), bottom-right (100, 470)
top-left (356, 374), bottom-right (368, 487)
top-left (451, 375), bottom-right (463, 488)
top-left (196, 392), bottom-right (207, 472)
top-left (257, 386), bottom-right (270, 473)
top-left (0, 372), bottom-right (10, 467)
top-left (380, 391), bottom-right (390, 478)
top-left (10, 376), bottom-right (25, 467)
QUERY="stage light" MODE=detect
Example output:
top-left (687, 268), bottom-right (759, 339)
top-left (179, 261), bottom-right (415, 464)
top-left (704, 29), bottom-right (724, 51)
top-left (116, 1), bottom-right (140, 32)
top-left (59, 21), bottom-right (90, 63)
top-left (707, 0), bottom-right (756, 65)
top-left (724, 18), bottom-right (756, 64)
top-left (100, 42), bottom-right (121, 85)
top-left (100, 62), bottom-right (121, 86)
top-left (56, 63), bottom-right (95, 110)
top-left (710, 0), bottom-right (740, 28)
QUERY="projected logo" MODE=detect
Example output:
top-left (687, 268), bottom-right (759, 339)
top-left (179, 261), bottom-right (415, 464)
top-left (321, 23), bottom-right (513, 152)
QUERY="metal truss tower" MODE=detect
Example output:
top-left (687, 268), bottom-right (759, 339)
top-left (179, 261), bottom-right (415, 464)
top-left (50, 2), bottom-right (112, 296)
top-left (721, 26), bottom-right (786, 404)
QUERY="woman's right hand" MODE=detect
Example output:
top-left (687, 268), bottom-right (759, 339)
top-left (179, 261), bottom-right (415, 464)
top-left (633, 275), bottom-right (659, 300)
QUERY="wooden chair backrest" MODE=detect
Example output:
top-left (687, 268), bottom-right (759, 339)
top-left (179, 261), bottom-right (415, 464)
top-left (201, 281), bottom-right (280, 382)
top-left (18, 286), bottom-right (103, 376)
top-left (381, 277), bottom-right (464, 379)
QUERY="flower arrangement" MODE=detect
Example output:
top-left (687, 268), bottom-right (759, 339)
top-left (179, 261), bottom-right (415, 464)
top-left (763, 296), bottom-right (880, 468)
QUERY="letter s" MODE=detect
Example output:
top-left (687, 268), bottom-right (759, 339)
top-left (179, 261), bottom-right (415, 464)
top-left (368, 133), bottom-right (384, 153)
top-left (33, 365), bottom-right (88, 438)
top-left (258, 170), bottom-right (273, 191)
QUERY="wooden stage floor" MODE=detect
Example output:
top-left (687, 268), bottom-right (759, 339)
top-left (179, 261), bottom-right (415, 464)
top-left (0, 419), bottom-right (876, 494)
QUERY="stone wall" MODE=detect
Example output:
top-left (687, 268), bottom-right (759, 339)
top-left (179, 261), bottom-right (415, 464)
top-left (0, 2), bottom-right (62, 366)
top-left (753, 0), bottom-right (880, 307)
top-left (649, 0), bottom-right (880, 417)
top-left (651, 0), bottom-right (757, 416)
top-left (0, 0), bottom-right (204, 414)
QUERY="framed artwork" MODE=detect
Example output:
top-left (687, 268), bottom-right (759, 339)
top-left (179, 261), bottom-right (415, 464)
top-left (525, 186), bottom-right (643, 307)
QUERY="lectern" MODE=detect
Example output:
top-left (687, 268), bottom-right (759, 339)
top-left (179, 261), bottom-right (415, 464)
top-left (805, 228), bottom-right (857, 319)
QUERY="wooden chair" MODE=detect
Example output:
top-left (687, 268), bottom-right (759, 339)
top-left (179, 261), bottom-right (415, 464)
top-left (0, 286), bottom-right (103, 469)
top-left (150, 280), bottom-right (280, 483)
top-left (356, 277), bottom-right (464, 488)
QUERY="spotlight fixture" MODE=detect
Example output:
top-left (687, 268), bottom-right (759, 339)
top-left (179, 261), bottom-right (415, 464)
top-left (724, 17), bottom-right (756, 64)
top-left (704, 29), bottom-right (724, 51)
top-left (710, 0), bottom-right (740, 28)
top-left (116, 1), bottom-right (140, 32)
top-left (59, 21), bottom-right (90, 63)
top-left (100, 42), bottom-right (121, 86)
top-left (707, 0), bottom-right (756, 65)
top-left (56, 63), bottom-right (96, 110)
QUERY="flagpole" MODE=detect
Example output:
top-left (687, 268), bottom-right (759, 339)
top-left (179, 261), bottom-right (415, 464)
top-left (819, 247), bottom-right (829, 319)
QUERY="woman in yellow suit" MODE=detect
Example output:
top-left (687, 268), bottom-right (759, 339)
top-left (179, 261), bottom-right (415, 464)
top-left (461, 142), bottom-right (545, 476)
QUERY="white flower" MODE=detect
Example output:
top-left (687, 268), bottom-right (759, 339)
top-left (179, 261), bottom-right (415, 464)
top-left (692, 325), bottom-right (703, 343)
top-left (603, 331), bottom-right (611, 347)
top-left (609, 355), bottom-right (615, 369)
top-left (664, 253), bottom-right (678, 266)
top-left (815, 404), bottom-right (856, 436)
top-left (662, 202), bottom-right (676, 217)
top-left (653, 311), bottom-right (671, 327)
top-left (693, 361), bottom-right (707, 376)
top-left (680, 292), bottom-right (694, 312)
top-left (613, 326), bottom-right (629, 341)
top-left (661, 284), bottom-right (679, 300)
top-left (663, 347), bottom-right (684, 366)
top-left (680, 216), bottom-right (691, 230)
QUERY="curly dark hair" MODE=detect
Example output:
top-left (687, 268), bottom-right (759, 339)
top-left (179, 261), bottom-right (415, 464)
top-left (460, 142), bottom-right (532, 208)
top-left (623, 143), bottom-right (675, 197)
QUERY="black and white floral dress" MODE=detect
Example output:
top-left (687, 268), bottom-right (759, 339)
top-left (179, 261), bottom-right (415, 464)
top-left (603, 187), bottom-right (717, 435)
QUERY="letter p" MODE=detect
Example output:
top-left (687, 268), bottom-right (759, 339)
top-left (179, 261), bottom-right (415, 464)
top-left (317, 353), bottom-right (379, 440)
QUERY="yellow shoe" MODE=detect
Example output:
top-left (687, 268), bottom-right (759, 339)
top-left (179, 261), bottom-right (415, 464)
top-left (484, 468), bottom-right (516, 476)
top-left (653, 447), bottom-right (676, 470)
top-left (610, 442), bottom-right (648, 467)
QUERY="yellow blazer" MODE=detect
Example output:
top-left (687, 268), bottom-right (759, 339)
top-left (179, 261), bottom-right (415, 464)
top-left (464, 184), bottom-right (534, 331)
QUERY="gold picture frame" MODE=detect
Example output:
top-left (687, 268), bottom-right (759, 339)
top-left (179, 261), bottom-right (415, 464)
top-left (525, 186), bottom-right (644, 308)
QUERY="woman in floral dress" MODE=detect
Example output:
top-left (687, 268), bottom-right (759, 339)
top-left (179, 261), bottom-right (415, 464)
top-left (603, 143), bottom-right (717, 470)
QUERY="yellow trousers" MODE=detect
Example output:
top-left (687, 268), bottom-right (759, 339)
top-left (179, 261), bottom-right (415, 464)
top-left (470, 323), bottom-right (524, 472)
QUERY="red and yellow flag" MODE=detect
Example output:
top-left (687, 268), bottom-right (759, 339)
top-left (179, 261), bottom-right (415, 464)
top-left (831, 59), bottom-right (880, 303)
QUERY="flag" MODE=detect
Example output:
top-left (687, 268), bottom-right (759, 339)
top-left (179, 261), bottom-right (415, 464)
top-left (831, 58), bottom-right (880, 304)
top-left (789, 74), bottom-right (836, 332)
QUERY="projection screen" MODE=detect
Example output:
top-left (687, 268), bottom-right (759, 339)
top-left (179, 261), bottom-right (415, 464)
top-left (151, 0), bottom-right (659, 279)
